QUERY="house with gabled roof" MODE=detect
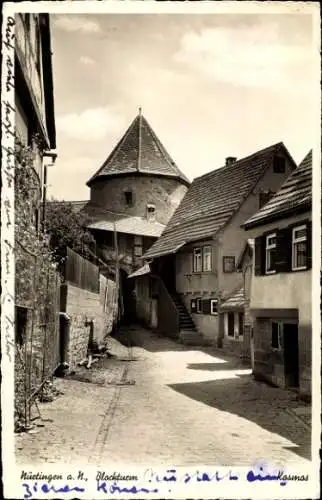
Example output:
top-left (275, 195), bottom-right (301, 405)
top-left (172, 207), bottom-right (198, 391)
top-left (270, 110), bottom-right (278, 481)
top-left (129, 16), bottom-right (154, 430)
top-left (242, 151), bottom-right (313, 399)
top-left (141, 142), bottom-right (297, 346)
top-left (80, 109), bottom-right (190, 324)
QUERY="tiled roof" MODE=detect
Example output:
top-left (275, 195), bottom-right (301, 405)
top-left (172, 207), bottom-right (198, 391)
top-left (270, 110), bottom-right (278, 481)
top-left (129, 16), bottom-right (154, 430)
top-left (47, 200), bottom-right (89, 212)
top-left (87, 112), bottom-right (190, 186)
top-left (87, 216), bottom-right (165, 238)
top-left (220, 287), bottom-right (245, 310)
top-left (243, 150), bottom-right (312, 229)
top-left (144, 142), bottom-right (295, 259)
top-left (128, 263), bottom-right (151, 279)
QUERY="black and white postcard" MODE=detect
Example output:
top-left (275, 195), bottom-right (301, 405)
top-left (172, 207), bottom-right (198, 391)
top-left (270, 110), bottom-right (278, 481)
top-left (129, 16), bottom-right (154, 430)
top-left (1, 1), bottom-right (321, 499)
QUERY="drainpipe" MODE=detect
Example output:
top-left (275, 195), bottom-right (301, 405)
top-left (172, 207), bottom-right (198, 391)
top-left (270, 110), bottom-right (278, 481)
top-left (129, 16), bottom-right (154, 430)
top-left (241, 263), bottom-right (253, 363)
top-left (42, 151), bottom-right (57, 231)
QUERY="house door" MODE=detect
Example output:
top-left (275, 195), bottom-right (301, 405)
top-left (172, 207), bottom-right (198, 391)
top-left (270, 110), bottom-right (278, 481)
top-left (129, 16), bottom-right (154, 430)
top-left (120, 270), bottom-right (136, 325)
top-left (160, 255), bottom-right (176, 293)
top-left (227, 312), bottom-right (235, 337)
top-left (283, 323), bottom-right (299, 388)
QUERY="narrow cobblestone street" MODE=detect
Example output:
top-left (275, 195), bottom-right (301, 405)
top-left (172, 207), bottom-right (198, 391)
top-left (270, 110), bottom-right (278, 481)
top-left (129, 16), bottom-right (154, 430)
top-left (16, 326), bottom-right (311, 467)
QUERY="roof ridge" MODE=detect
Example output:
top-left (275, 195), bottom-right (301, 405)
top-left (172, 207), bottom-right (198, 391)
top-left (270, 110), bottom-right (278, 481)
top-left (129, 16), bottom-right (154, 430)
top-left (194, 141), bottom-right (284, 182)
top-left (87, 116), bottom-right (140, 185)
top-left (141, 115), bottom-right (178, 172)
top-left (87, 112), bottom-right (190, 186)
top-left (242, 149), bottom-right (312, 229)
top-left (137, 108), bottom-right (142, 172)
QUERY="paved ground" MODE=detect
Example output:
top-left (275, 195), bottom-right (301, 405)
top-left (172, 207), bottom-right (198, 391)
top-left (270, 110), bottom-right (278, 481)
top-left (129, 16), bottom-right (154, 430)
top-left (16, 326), bottom-right (311, 467)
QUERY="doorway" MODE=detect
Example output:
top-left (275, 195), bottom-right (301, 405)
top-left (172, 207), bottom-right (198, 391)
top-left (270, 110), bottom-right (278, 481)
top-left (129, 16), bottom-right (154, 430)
top-left (159, 255), bottom-right (176, 293)
top-left (283, 323), bottom-right (299, 388)
top-left (227, 312), bottom-right (235, 337)
top-left (119, 269), bottom-right (136, 325)
top-left (238, 312), bottom-right (244, 337)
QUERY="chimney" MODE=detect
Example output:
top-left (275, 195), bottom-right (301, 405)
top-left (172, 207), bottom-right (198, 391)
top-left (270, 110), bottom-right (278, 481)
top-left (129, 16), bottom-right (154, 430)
top-left (225, 156), bottom-right (237, 166)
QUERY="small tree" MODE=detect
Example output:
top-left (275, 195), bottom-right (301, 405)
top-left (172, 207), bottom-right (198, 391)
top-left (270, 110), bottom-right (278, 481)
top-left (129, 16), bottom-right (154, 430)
top-left (45, 199), bottom-right (96, 265)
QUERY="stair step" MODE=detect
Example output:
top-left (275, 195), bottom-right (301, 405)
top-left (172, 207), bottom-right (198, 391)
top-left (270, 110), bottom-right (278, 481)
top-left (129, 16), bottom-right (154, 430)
top-left (179, 330), bottom-right (204, 346)
top-left (179, 319), bottom-right (195, 325)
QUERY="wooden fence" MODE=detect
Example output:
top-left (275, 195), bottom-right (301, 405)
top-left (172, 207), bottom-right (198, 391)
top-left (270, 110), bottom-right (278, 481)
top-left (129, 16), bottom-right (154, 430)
top-left (64, 247), bottom-right (100, 293)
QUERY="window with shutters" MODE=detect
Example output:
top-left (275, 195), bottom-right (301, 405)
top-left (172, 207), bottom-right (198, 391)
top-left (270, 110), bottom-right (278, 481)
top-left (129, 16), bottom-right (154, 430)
top-left (191, 298), bottom-right (202, 314)
top-left (202, 299), bottom-right (211, 315)
top-left (254, 236), bottom-right (265, 276)
top-left (210, 299), bottom-right (218, 315)
top-left (265, 233), bottom-right (276, 274)
top-left (292, 225), bottom-right (307, 270)
top-left (271, 322), bottom-right (283, 350)
top-left (191, 299), bottom-right (197, 313)
top-left (193, 248), bottom-right (202, 272)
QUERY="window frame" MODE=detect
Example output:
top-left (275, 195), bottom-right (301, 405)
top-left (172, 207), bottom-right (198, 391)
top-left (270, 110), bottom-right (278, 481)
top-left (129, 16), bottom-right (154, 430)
top-left (265, 233), bottom-right (276, 275)
top-left (193, 247), bottom-right (202, 273)
top-left (210, 299), bottom-right (218, 316)
top-left (271, 321), bottom-right (283, 350)
top-left (259, 190), bottom-right (274, 209)
top-left (273, 156), bottom-right (286, 173)
top-left (202, 245), bottom-right (212, 272)
top-left (124, 190), bottom-right (133, 207)
top-left (133, 235), bottom-right (143, 257)
top-left (196, 298), bottom-right (202, 314)
top-left (292, 224), bottom-right (307, 271)
top-left (146, 203), bottom-right (156, 222)
top-left (223, 256), bottom-right (235, 273)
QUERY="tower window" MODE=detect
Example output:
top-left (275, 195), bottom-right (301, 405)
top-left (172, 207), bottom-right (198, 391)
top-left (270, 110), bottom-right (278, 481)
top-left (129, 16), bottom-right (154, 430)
top-left (124, 190), bottom-right (133, 207)
top-left (147, 204), bottom-right (156, 221)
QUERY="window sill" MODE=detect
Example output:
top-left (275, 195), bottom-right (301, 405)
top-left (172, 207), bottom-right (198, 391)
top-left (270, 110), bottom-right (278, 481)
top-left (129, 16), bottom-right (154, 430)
top-left (292, 266), bottom-right (308, 272)
top-left (265, 270), bottom-right (276, 275)
top-left (192, 271), bottom-right (214, 275)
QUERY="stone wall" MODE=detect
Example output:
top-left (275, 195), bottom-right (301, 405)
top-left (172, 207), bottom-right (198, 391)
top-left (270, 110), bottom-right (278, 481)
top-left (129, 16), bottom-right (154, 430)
top-left (90, 174), bottom-right (188, 226)
top-left (61, 277), bottom-right (117, 369)
top-left (253, 318), bottom-right (286, 387)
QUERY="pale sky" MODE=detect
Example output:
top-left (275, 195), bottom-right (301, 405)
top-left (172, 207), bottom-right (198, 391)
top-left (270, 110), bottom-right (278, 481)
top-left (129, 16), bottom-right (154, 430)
top-left (48, 12), bottom-right (317, 201)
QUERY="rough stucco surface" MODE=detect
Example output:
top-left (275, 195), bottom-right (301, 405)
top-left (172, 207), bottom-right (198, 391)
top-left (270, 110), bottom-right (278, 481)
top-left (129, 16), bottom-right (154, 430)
top-left (90, 175), bottom-right (188, 226)
top-left (65, 280), bottom-right (117, 368)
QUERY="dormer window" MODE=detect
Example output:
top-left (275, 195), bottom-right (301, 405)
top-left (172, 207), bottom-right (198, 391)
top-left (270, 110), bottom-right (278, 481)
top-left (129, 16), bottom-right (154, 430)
top-left (273, 156), bottom-right (286, 173)
top-left (259, 190), bottom-right (274, 209)
top-left (124, 190), bottom-right (133, 207)
top-left (147, 204), bottom-right (156, 222)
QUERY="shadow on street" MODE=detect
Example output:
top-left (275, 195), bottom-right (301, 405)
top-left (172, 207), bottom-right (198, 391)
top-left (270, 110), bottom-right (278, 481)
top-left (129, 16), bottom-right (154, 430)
top-left (168, 375), bottom-right (311, 461)
top-left (187, 361), bottom-right (242, 371)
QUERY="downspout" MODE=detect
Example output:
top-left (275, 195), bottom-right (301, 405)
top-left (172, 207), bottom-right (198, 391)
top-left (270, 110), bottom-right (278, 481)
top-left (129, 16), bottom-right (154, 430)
top-left (241, 262), bottom-right (253, 363)
top-left (41, 151), bottom-right (57, 231)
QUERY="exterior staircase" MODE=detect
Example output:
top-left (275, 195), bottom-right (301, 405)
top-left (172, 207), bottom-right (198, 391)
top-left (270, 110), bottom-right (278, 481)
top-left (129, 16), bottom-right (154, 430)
top-left (170, 293), bottom-right (205, 346)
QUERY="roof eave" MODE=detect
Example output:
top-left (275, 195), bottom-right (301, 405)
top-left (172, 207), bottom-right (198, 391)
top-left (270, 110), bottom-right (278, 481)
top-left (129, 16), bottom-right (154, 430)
top-left (87, 170), bottom-right (191, 188)
top-left (242, 202), bottom-right (312, 231)
top-left (40, 14), bottom-right (56, 149)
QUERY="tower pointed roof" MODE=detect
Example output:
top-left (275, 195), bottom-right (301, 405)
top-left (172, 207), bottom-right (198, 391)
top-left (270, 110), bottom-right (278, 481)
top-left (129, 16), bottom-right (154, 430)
top-left (87, 111), bottom-right (190, 186)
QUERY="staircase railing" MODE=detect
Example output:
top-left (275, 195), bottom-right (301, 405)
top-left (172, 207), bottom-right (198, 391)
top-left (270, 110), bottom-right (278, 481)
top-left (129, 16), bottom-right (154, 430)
top-left (156, 276), bottom-right (180, 338)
